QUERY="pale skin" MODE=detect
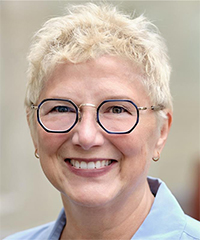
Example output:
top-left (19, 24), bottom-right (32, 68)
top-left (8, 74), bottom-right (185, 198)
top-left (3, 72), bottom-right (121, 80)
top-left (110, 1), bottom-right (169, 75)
top-left (28, 55), bottom-right (172, 239)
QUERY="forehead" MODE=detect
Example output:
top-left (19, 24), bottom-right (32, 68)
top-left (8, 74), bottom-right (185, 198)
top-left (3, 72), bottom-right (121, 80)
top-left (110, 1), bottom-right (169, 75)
top-left (39, 56), bottom-right (149, 103)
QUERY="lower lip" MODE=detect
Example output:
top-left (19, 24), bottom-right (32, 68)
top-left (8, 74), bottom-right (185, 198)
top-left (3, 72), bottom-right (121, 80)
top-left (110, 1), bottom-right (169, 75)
top-left (65, 160), bottom-right (117, 178)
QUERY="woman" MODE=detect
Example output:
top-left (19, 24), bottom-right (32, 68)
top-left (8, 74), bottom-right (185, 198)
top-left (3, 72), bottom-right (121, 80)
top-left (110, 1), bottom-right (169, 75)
top-left (4, 3), bottom-right (200, 240)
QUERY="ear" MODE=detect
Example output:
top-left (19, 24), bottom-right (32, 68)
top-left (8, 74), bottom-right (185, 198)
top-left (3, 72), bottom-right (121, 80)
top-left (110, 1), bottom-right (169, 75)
top-left (26, 107), bottom-right (38, 151)
top-left (154, 110), bottom-right (173, 157)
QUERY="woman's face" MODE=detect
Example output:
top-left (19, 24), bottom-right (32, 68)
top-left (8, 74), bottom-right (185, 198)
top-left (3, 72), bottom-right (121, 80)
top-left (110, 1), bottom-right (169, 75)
top-left (32, 56), bottom-right (171, 207)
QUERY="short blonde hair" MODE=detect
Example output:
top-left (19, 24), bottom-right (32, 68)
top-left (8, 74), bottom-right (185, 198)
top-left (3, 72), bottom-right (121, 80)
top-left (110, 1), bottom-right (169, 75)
top-left (25, 3), bottom-right (172, 127)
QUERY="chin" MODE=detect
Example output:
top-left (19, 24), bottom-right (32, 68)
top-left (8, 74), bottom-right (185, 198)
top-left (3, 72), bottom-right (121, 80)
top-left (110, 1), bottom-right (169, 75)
top-left (61, 183), bottom-right (122, 208)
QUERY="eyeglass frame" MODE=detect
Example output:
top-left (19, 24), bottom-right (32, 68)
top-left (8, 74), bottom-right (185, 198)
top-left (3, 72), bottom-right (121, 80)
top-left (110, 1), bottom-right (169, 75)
top-left (31, 98), bottom-right (165, 134)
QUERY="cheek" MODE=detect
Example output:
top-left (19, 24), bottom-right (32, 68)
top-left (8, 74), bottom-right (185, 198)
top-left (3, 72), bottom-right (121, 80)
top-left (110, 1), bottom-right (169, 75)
top-left (108, 133), bottom-right (152, 194)
top-left (37, 127), bottom-right (69, 157)
top-left (36, 130), bottom-right (70, 191)
top-left (110, 133), bottom-right (149, 159)
top-left (109, 122), bottom-right (158, 167)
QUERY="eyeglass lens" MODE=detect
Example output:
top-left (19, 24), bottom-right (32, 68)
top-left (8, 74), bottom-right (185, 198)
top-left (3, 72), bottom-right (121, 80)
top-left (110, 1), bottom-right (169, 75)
top-left (38, 99), bottom-right (138, 133)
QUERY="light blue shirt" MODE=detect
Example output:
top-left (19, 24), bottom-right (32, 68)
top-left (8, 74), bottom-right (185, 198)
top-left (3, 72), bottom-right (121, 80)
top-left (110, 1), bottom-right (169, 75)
top-left (4, 177), bottom-right (200, 240)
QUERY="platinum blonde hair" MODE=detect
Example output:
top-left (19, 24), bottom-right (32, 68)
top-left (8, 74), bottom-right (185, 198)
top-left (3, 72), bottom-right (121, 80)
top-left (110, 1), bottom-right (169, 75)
top-left (25, 3), bottom-right (172, 128)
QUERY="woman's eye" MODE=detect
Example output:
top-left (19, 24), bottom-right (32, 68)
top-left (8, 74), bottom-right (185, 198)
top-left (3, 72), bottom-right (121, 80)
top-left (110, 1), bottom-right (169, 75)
top-left (110, 106), bottom-right (127, 114)
top-left (51, 106), bottom-right (73, 113)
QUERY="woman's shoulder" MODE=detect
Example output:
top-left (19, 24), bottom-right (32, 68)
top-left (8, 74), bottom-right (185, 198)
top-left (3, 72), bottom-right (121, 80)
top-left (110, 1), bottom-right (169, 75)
top-left (3, 221), bottom-right (55, 240)
top-left (181, 215), bottom-right (200, 239)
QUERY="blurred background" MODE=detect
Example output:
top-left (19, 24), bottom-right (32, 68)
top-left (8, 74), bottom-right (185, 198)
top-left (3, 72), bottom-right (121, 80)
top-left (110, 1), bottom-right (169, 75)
top-left (0, 0), bottom-right (199, 238)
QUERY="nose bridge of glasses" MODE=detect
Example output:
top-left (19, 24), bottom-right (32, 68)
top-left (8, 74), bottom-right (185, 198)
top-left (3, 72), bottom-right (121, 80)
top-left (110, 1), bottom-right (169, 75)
top-left (78, 103), bottom-right (96, 109)
top-left (78, 103), bottom-right (97, 121)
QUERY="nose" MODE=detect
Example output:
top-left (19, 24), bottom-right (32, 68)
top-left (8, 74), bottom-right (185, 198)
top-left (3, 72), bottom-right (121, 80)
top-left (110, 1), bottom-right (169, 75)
top-left (71, 107), bottom-right (105, 150)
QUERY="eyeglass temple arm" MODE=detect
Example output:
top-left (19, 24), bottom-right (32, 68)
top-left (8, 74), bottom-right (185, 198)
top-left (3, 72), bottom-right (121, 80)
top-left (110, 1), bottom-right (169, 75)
top-left (31, 104), bottom-right (38, 110)
top-left (138, 105), bottom-right (165, 111)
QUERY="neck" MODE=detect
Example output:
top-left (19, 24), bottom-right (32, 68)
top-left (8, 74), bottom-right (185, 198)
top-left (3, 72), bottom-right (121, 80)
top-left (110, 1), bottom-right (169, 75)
top-left (60, 180), bottom-right (154, 240)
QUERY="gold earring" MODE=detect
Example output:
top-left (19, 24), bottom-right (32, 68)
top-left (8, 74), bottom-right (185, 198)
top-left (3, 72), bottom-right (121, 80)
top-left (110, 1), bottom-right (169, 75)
top-left (34, 149), bottom-right (40, 159)
top-left (152, 152), bottom-right (160, 162)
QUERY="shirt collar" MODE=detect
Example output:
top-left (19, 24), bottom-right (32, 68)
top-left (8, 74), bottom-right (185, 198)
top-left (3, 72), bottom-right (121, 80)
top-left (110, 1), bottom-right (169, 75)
top-left (132, 177), bottom-right (186, 239)
top-left (48, 208), bottom-right (66, 240)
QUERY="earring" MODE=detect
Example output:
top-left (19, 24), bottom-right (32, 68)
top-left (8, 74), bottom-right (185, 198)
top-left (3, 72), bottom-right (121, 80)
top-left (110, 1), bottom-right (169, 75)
top-left (34, 149), bottom-right (40, 159)
top-left (152, 152), bottom-right (160, 162)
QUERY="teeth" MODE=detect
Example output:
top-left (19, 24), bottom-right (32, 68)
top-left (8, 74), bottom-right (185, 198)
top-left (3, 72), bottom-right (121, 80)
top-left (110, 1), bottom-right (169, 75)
top-left (88, 162), bottom-right (95, 169)
top-left (69, 160), bottom-right (112, 169)
top-left (71, 159), bottom-right (75, 166)
top-left (101, 160), bottom-right (105, 167)
top-left (80, 161), bottom-right (87, 169)
top-left (75, 161), bottom-right (79, 168)
top-left (96, 161), bottom-right (101, 169)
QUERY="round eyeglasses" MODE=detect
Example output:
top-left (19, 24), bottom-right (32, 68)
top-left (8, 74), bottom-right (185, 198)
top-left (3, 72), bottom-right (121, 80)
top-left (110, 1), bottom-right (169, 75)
top-left (31, 99), bottom-right (164, 134)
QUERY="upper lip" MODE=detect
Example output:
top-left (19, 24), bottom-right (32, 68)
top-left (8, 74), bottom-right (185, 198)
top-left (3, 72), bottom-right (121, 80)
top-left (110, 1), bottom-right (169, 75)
top-left (65, 158), bottom-right (117, 162)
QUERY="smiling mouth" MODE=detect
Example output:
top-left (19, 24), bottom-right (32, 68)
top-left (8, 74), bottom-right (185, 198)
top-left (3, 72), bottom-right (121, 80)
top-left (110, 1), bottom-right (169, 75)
top-left (65, 159), bottom-right (114, 170)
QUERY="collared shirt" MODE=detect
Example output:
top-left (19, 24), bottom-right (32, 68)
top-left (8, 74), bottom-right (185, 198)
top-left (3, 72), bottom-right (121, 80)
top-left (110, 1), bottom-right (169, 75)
top-left (4, 177), bottom-right (200, 240)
